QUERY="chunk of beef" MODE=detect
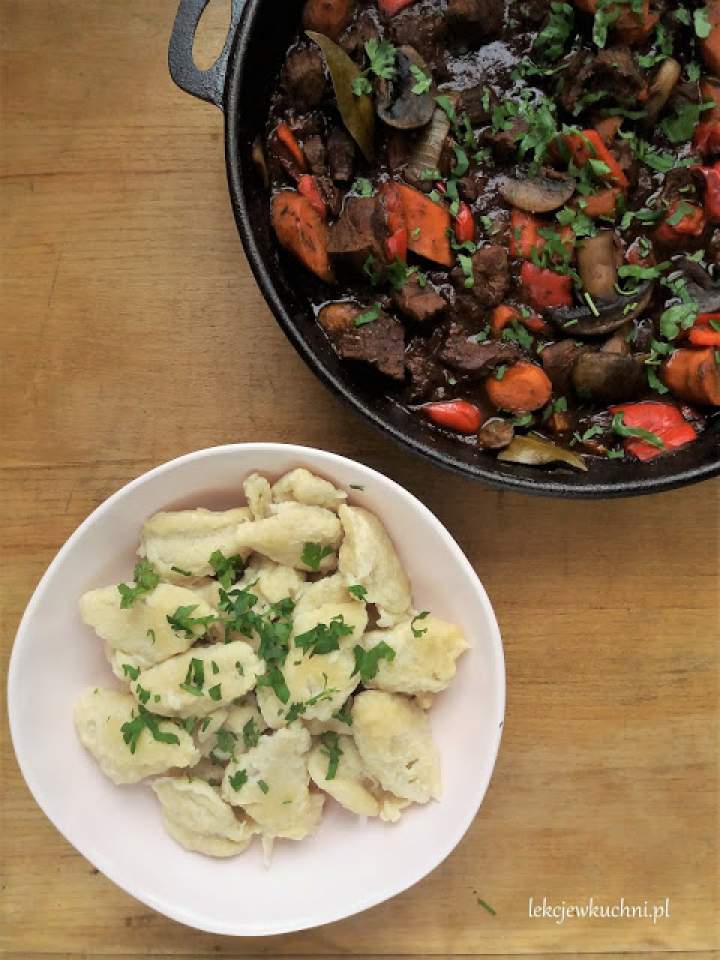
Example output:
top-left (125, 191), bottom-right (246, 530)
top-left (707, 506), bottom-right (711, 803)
top-left (560, 47), bottom-right (645, 115)
top-left (390, 11), bottom-right (447, 76)
top-left (316, 176), bottom-right (343, 218)
top-left (541, 340), bottom-right (583, 395)
top-left (458, 83), bottom-right (497, 126)
top-left (477, 417), bottom-right (514, 450)
top-left (519, 0), bottom-right (551, 27)
top-left (318, 302), bottom-right (405, 380)
top-left (386, 129), bottom-right (413, 172)
top-left (451, 246), bottom-right (509, 308)
top-left (481, 118), bottom-right (529, 162)
top-left (392, 275), bottom-right (446, 324)
top-left (447, 0), bottom-right (503, 46)
top-left (328, 127), bottom-right (356, 182)
top-left (327, 196), bottom-right (387, 266)
top-left (405, 338), bottom-right (445, 401)
top-left (340, 11), bottom-right (379, 61)
top-left (439, 330), bottom-right (520, 376)
top-left (281, 47), bottom-right (327, 109)
top-left (304, 135), bottom-right (328, 176)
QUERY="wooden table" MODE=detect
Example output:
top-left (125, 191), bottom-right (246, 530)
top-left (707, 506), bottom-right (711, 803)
top-left (1, 2), bottom-right (718, 957)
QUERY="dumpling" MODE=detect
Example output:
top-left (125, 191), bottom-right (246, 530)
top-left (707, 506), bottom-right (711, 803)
top-left (138, 507), bottom-right (252, 581)
top-left (152, 777), bottom-right (256, 857)
top-left (243, 473), bottom-right (272, 520)
top-left (232, 502), bottom-right (342, 571)
top-left (79, 583), bottom-right (217, 666)
top-left (106, 647), bottom-right (147, 684)
top-left (221, 726), bottom-right (323, 840)
top-left (308, 735), bottom-right (379, 816)
top-left (196, 698), bottom-right (266, 762)
top-left (361, 616), bottom-right (468, 695)
top-left (190, 579), bottom-right (223, 610)
top-left (271, 467), bottom-right (347, 512)
top-left (256, 601), bottom-right (366, 728)
top-left (131, 640), bottom-right (262, 718)
top-left (185, 756), bottom-right (225, 786)
top-left (238, 555), bottom-right (305, 605)
top-left (74, 688), bottom-right (199, 785)
top-left (293, 572), bottom-right (354, 619)
top-left (352, 691), bottom-right (440, 804)
top-left (337, 505), bottom-right (411, 626)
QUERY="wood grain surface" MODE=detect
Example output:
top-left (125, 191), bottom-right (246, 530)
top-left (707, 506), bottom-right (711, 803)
top-left (1, 1), bottom-right (719, 957)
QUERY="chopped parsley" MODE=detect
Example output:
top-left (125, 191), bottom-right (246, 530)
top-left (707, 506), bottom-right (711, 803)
top-left (170, 565), bottom-right (192, 577)
top-left (300, 541), bottom-right (334, 569)
top-left (411, 611), bottom-right (430, 638)
top-left (353, 303), bottom-right (381, 327)
top-left (258, 779), bottom-right (270, 794)
top-left (242, 717), bottom-right (260, 750)
top-left (320, 732), bottom-right (343, 781)
top-left (348, 584), bottom-right (368, 601)
top-left (533, 2), bottom-right (575, 62)
top-left (256, 663), bottom-right (290, 704)
top-left (209, 549), bottom-right (244, 589)
top-left (294, 615), bottom-right (354, 657)
top-left (229, 768), bottom-right (248, 791)
top-left (611, 413), bottom-right (665, 449)
top-left (120, 705), bottom-right (180, 754)
top-left (333, 700), bottom-right (353, 726)
top-left (351, 177), bottom-right (374, 197)
top-left (410, 64), bottom-right (432, 94)
top-left (122, 663), bottom-right (141, 682)
top-left (352, 641), bottom-right (396, 682)
top-left (117, 560), bottom-right (160, 609)
top-left (208, 683), bottom-right (222, 702)
top-left (179, 657), bottom-right (205, 697)
top-left (166, 604), bottom-right (217, 638)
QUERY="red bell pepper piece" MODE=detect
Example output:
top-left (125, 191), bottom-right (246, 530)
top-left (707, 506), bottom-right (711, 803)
top-left (378, 0), bottom-right (415, 15)
top-left (693, 120), bottom-right (720, 158)
top-left (422, 400), bottom-right (482, 434)
top-left (688, 313), bottom-right (720, 347)
top-left (565, 129), bottom-right (629, 189)
top-left (697, 162), bottom-right (720, 222)
top-left (609, 403), bottom-right (697, 462)
top-left (509, 210), bottom-right (542, 259)
top-left (297, 175), bottom-right (327, 220)
top-left (654, 201), bottom-right (706, 245)
top-left (275, 123), bottom-right (308, 172)
top-left (454, 203), bottom-right (476, 244)
top-left (520, 262), bottom-right (574, 310)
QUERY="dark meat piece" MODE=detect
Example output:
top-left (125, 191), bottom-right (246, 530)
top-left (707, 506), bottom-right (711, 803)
top-left (458, 84), bottom-right (496, 126)
top-left (318, 302), bottom-right (405, 380)
top-left (447, 0), bottom-right (503, 46)
top-left (386, 129), bottom-right (412, 171)
top-left (281, 47), bottom-right (327, 109)
top-left (316, 176), bottom-right (343, 219)
top-left (328, 127), bottom-right (356, 182)
top-left (392, 274), bottom-right (446, 324)
top-left (327, 196), bottom-right (387, 266)
top-left (405, 339), bottom-right (445, 401)
top-left (390, 11), bottom-right (447, 76)
top-left (481, 118), bottom-right (529, 162)
top-left (439, 330), bottom-right (520, 376)
top-left (519, 0), bottom-right (551, 27)
top-left (340, 11), bottom-right (379, 61)
top-left (560, 47), bottom-right (646, 115)
top-left (304, 135), bottom-right (328, 176)
top-left (451, 246), bottom-right (509, 308)
top-left (456, 175), bottom-right (480, 202)
top-left (477, 417), bottom-right (514, 450)
top-left (542, 340), bottom-right (583, 396)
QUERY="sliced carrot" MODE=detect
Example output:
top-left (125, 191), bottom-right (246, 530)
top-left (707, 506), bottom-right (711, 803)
top-left (271, 190), bottom-right (334, 282)
top-left (509, 210), bottom-right (542, 259)
top-left (701, 0), bottom-right (720, 75)
top-left (573, 0), bottom-right (657, 44)
top-left (662, 348), bottom-right (720, 407)
top-left (486, 362), bottom-right (553, 414)
top-left (490, 305), bottom-right (519, 339)
top-left (565, 130), bottom-right (629, 189)
top-left (395, 183), bottom-right (453, 267)
top-left (688, 313), bottom-right (720, 347)
top-left (302, 0), bottom-right (355, 39)
top-left (275, 123), bottom-right (308, 172)
top-left (582, 188), bottom-right (620, 218)
top-left (701, 77), bottom-right (720, 122)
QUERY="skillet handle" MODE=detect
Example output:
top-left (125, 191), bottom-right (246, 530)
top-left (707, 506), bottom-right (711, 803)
top-left (168, 0), bottom-right (246, 109)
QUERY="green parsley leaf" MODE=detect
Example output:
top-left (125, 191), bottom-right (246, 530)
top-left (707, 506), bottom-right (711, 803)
top-left (179, 657), bottom-right (205, 697)
top-left (117, 559), bottom-right (160, 609)
top-left (611, 412), bottom-right (665, 449)
top-left (209, 550), bottom-right (245, 589)
top-left (300, 541), bottom-right (334, 570)
top-left (208, 683), bottom-right (222, 702)
top-left (495, 365), bottom-right (507, 381)
top-left (533, 2), bottom-right (575, 62)
top-left (229, 769), bottom-right (248, 791)
top-left (352, 74), bottom-right (373, 97)
top-left (167, 604), bottom-right (217, 639)
top-left (354, 303), bottom-right (382, 327)
top-left (694, 7), bottom-right (712, 38)
top-left (120, 705), bottom-right (180, 754)
top-left (170, 565), bottom-right (192, 577)
top-left (411, 611), bottom-right (430, 638)
top-left (348, 584), bottom-right (368, 601)
top-left (256, 664), bottom-right (290, 704)
top-left (258, 779), bottom-right (270, 794)
top-left (295, 615), bottom-right (354, 657)
top-left (242, 717), bottom-right (260, 750)
top-left (351, 177), bottom-right (374, 197)
top-left (477, 898), bottom-right (496, 916)
top-left (435, 94), bottom-right (457, 124)
top-left (352, 641), bottom-right (396, 682)
top-left (458, 253), bottom-right (475, 289)
top-left (333, 701), bottom-right (353, 726)
top-left (122, 663), bottom-right (141, 681)
top-left (320, 731), bottom-right (343, 781)
top-left (409, 64), bottom-right (432, 94)
top-left (365, 37), bottom-right (397, 80)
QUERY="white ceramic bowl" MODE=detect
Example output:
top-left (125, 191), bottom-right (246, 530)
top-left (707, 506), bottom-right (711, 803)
top-left (9, 444), bottom-right (505, 936)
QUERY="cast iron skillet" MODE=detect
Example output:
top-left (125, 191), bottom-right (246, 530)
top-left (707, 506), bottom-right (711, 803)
top-left (168, 0), bottom-right (720, 498)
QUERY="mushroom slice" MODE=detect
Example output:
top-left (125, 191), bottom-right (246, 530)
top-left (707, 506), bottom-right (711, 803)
top-left (549, 281), bottom-right (654, 338)
top-left (499, 175), bottom-right (576, 214)
top-left (377, 46), bottom-right (435, 131)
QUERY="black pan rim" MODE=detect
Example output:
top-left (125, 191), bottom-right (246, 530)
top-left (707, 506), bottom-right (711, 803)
top-left (222, 0), bottom-right (720, 499)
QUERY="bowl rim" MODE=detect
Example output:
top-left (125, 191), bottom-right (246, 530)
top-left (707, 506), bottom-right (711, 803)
top-left (8, 442), bottom-right (506, 935)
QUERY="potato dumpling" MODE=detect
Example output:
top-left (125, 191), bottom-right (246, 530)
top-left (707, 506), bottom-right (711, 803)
top-left (256, 601), bottom-right (366, 728)
top-left (362, 616), bottom-right (468, 695)
top-left (197, 698), bottom-right (266, 762)
top-left (243, 473), bottom-right (272, 520)
top-left (233, 502), bottom-right (342, 571)
top-left (293, 571), bottom-right (354, 619)
top-left (352, 691), bottom-right (441, 804)
top-left (238, 555), bottom-right (306, 606)
top-left (337, 505), bottom-right (411, 626)
top-left (152, 777), bottom-right (256, 857)
top-left (138, 507), bottom-right (252, 582)
top-left (222, 726), bottom-right (323, 840)
top-left (74, 688), bottom-right (199, 785)
top-left (271, 467), bottom-right (347, 512)
top-left (132, 640), bottom-right (262, 718)
top-left (80, 583), bottom-right (217, 666)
